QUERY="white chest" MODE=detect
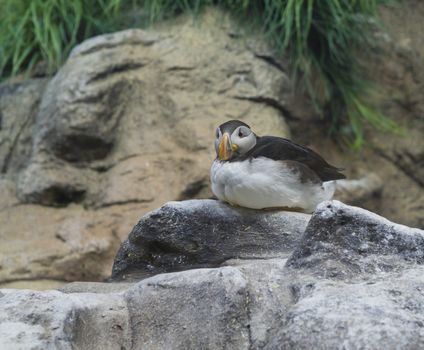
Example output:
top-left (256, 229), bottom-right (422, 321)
top-left (210, 158), bottom-right (335, 212)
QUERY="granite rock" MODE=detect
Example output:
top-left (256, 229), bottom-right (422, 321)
top-left (111, 199), bottom-right (310, 281)
top-left (1, 201), bottom-right (424, 349)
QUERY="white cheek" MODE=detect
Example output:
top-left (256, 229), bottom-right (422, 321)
top-left (230, 135), bottom-right (240, 144)
top-left (233, 134), bottom-right (255, 153)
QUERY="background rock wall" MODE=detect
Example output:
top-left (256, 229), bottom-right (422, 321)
top-left (0, 10), bottom-right (290, 287)
top-left (0, 4), bottom-right (423, 288)
top-left (289, 1), bottom-right (424, 227)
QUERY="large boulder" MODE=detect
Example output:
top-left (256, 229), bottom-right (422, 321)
top-left (0, 267), bottom-right (251, 350)
top-left (112, 199), bottom-right (310, 280)
top-left (0, 8), bottom-right (292, 286)
top-left (287, 200), bottom-right (424, 277)
top-left (1, 201), bottom-right (424, 349)
top-left (267, 200), bottom-right (424, 350)
top-left (0, 287), bottom-right (130, 350)
top-left (16, 9), bottom-right (290, 208)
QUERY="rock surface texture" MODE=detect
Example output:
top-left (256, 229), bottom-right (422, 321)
top-left (1, 199), bottom-right (423, 350)
top-left (112, 199), bottom-right (310, 280)
top-left (0, 9), bottom-right (292, 286)
top-left (289, 1), bottom-right (424, 228)
top-left (0, 3), bottom-right (423, 289)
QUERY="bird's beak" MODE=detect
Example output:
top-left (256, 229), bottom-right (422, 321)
top-left (218, 133), bottom-right (232, 160)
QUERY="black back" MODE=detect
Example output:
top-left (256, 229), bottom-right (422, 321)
top-left (232, 136), bottom-right (345, 181)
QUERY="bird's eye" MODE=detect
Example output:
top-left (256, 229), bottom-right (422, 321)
top-left (238, 126), bottom-right (250, 138)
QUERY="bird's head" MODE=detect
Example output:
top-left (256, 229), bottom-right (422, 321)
top-left (215, 120), bottom-right (257, 161)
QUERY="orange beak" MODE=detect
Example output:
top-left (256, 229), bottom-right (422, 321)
top-left (218, 133), bottom-right (232, 160)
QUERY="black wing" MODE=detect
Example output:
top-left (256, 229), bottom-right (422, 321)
top-left (234, 136), bottom-right (346, 181)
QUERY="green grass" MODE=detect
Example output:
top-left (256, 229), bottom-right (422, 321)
top-left (0, 0), bottom-right (124, 77)
top-left (0, 0), bottom-right (400, 147)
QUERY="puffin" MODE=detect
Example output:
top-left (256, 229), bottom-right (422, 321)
top-left (210, 120), bottom-right (345, 213)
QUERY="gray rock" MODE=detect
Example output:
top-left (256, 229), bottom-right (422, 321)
top-left (233, 258), bottom-right (293, 349)
top-left (266, 267), bottom-right (424, 350)
top-left (265, 200), bottom-right (424, 350)
top-left (286, 200), bottom-right (424, 278)
top-left (0, 288), bottom-right (130, 350)
top-left (58, 281), bottom-right (134, 294)
top-left (1, 201), bottom-right (424, 349)
top-left (15, 11), bottom-right (290, 208)
top-left (0, 79), bottom-right (47, 175)
top-left (0, 267), bottom-right (249, 350)
top-left (111, 199), bottom-right (310, 281)
top-left (126, 267), bottom-right (250, 350)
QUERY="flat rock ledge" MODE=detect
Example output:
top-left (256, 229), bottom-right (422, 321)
top-left (1, 200), bottom-right (424, 350)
